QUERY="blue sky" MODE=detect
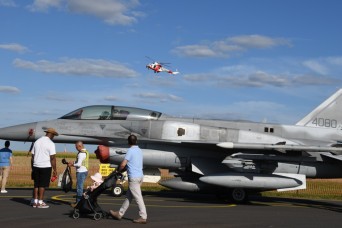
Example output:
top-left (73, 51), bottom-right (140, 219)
top-left (1, 0), bottom-right (342, 151)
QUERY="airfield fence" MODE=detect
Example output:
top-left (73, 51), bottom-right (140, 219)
top-left (6, 152), bottom-right (342, 199)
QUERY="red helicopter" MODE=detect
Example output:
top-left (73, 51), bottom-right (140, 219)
top-left (146, 58), bottom-right (179, 75)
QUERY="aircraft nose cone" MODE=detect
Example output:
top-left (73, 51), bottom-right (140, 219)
top-left (0, 122), bottom-right (37, 141)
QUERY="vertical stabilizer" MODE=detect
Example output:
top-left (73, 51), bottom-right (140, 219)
top-left (296, 89), bottom-right (342, 128)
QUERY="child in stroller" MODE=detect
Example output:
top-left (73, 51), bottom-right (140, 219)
top-left (86, 172), bottom-right (103, 192)
top-left (71, 170), bottom-right (123, 220)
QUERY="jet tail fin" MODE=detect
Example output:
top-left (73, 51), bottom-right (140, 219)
top-left (296, 89), bottom-right (342, 128)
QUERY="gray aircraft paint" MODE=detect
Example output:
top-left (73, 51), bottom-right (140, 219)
top-left (2, 89), bottom-right (342, 201)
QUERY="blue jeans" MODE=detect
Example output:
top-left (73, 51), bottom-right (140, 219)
top-left (76, 171), bottom-right (88, 202)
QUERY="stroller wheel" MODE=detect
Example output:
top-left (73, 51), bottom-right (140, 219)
top-left (72, 211), bottom-right (80, 219)
top-left (94, 213), bottom-right (102, 221)
top-left (112, 184), bottom-right (124, 197)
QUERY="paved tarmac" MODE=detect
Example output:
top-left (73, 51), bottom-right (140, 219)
top-left (1, 188), bottom-right (342, 227)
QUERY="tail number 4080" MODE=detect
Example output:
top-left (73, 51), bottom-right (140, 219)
top-left (312, 118), bottom-right (337, 128)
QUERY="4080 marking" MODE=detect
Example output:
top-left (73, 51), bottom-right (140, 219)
top-left (311, 118), bottom-right (337, 128)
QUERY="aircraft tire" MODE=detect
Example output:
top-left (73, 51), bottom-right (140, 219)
top-left (229, 188), bottom-right (248, 203)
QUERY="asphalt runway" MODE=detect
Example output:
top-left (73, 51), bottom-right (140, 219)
top-left (1, 189), bottom-right (342, 227)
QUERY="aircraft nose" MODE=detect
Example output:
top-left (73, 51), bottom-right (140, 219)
top-left (0, 122), bottom-right (37, 141)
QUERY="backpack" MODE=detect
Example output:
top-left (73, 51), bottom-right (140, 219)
top-left (61, 166), bottom-right (73, 193)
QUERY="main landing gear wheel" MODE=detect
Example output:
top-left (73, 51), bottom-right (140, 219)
top-left (230, 188), bottom-right (247, 203)
top-left (112, 184), bottom-right (124, 197)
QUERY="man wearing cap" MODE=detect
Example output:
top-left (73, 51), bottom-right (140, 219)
top-left (31, 128), bottom-right (58, 208)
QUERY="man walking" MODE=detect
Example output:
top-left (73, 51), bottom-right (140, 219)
top-left (31, 128), bottom-right (58, 208)
top-left (0, 141), bottom-right (13, 193)
top-left (110, 134), bottom-right (147, 224)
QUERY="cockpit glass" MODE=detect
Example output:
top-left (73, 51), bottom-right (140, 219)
top-left (60, 105), bottom-right (162, 120)
top-left (82, 106), bottom-right (112, 120)
top-left (60, 108), bottom-right (83, 119)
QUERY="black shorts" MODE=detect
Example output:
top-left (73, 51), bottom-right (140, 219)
top-left (32, 167), bottom-right (52, 188)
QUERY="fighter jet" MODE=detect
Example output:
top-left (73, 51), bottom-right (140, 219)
top-left (2, 89), bottom-right (342, 202)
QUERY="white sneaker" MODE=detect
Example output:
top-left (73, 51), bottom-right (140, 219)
top-left (37, 201), bottom-right (49, 209)
top-left (1, 190), bottom-right (8, 193)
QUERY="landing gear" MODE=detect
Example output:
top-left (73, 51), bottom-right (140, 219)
top-left (229, 188), bottom-right (248, 203)
top-left (112, 184), bottom-right (124, 197)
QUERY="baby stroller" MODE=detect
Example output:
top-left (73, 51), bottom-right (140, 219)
top-left (72, 170), bottom-right (123, 220)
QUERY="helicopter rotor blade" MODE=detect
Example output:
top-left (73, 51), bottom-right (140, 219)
top-left (145, 56), bottom-right (155, 61)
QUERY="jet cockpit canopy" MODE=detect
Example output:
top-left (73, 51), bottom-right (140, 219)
top-left (59, 105), bottom-right (162, 121)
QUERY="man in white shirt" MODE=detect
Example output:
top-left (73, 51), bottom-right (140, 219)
top-left (31, 128), bottom-right (58, 209)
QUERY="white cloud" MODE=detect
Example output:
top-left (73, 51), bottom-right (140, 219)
top-left (27, 0), bottom-right (62, 12)
top-left (104, 95), bottom-right (120, 101)
top-left (13, 58), bottom-right (138, 78)
top-left (292, 74), bottom-right (338, 85)
top-left (0, 43), bottom-right (29, 53)
top-left (172, 34), bottom-right (291, 58)
top-left (221, 71), bottom-right (291, 87)
top-left (0, 86), bottom-right (20, 94)
top-left (45, 94), bottom-right (72, 102)
top-left (183, 67), bottom-right (339, 88)
top-left (182, 73), bottom-right (215, 82)
top-left (0, 0), bottom-right (16, 7)
top-left (327, 57), bottom-right (342, 66)
top-left (68, 0), bottom-right (140, 25)
top-left (302, 56), bottom-right (342, 75)
top-left (228, 100), bottom-right (289, 123)
top-left (173, 45), bottom-right (218, 58)
top-left (135, 92), bottom-right (183, 103)
top-left (166, 100), bottom-right (293, 124)
top-left (226, 35), bottom-right (291, 49)
top-left (27, 0), bottom-right (142, 25)
top-left (167, 94), bottom-right (183, 102)
top-left (303, 60), bottom-right (328, 75)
